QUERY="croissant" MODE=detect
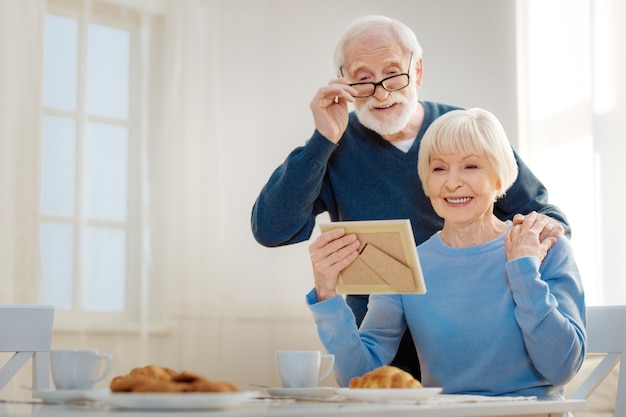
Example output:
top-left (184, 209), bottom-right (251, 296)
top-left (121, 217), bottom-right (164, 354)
top-left (110, 365), bottom-right (240, 393)
top-left (349, 365), bottom-right (422, 389)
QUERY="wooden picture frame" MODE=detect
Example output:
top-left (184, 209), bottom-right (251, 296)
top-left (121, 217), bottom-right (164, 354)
top-left (319, 219), bottom-right (426, 294)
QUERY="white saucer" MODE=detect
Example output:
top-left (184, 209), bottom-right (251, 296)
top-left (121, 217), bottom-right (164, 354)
top-left (33, 388), bottom-right (110, 403)
top-left (335, 387), bottom-right (442, 402)
top-left (88, 391), bottom-right (258, 410)
top-left (265, 386), bottom-right (336, 398)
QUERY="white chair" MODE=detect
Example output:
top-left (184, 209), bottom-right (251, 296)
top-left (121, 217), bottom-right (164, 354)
top-left (571, 305), bottom-right (626, 417)
top-left (0, 305), bottom-right (54, 390)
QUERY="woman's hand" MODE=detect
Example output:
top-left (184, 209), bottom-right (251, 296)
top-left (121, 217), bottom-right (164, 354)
top-left (308, 228), bottom-right (360, 301)
top-left (505, 212), bottom-right (557, 262)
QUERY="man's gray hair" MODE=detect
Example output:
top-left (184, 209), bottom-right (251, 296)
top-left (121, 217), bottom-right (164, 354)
top-left (333, 15), bottom-right (423, 75)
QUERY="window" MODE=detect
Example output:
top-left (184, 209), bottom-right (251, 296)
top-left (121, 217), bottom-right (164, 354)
top-left (40, 2), bottom-right (139, 317)
top-left (518, 0), bottom-right (626, 305)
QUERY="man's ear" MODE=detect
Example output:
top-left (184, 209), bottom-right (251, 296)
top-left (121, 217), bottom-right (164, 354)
top-left (414, 57), bottom-right (424, 87)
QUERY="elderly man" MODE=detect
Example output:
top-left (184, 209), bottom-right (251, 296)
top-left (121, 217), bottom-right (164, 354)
top-left (251, 15), bottom-right (569, 379)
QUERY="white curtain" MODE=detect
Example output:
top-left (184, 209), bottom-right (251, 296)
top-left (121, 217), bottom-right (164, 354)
top-left (152, 0), bottom-right (224, 324)
top-left (0, 0), bottom-right (46, 304)
top-left (519, 0), bottom-right (626, 305)
top-left (591, 0), bottom-right (626, 305)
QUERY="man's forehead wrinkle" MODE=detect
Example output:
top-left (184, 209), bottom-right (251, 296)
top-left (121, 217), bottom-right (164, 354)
top-left (345, 47), bottom-right (404, 76)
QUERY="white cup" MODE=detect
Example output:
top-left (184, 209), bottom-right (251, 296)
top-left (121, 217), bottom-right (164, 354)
top-left (276, 350), bottom-right (335, 388)
top-left (50, 349), bottom-right (112, 390)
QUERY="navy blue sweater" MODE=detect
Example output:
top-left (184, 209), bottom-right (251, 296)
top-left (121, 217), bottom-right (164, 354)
top-left (252, 101), bottom-right (570, 247)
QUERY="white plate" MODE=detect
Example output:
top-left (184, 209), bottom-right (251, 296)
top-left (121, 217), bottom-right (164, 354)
top-left (88, 391), bottom-right (257, 410)
top-left (336, 387), bottom-right (442, 402)
top-left (33, 388), bottom-right (109, 404)
top-left (265, 387), bottom-right (336, 398)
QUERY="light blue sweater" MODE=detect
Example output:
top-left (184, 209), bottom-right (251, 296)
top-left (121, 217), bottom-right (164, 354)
top-left (307, 227), bottom-right (586, 400)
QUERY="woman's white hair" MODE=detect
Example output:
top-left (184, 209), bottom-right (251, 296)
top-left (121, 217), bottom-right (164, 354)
top-left (417, 108), bottom-right (519, 199)
top-left (333, 15), bottom-right (423, 75)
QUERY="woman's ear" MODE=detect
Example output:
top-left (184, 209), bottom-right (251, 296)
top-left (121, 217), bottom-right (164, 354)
top-left (494, 179), bottom-right (502, 200)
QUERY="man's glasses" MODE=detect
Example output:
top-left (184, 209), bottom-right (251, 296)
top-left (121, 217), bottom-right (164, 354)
top-left (340, 52), bottom-right (413, 98)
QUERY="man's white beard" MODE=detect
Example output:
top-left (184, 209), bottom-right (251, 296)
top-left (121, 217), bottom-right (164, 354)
top-left (354, 88), bottom-right (418, 137)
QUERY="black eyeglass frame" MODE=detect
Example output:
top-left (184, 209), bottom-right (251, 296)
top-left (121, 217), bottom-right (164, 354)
top-left (340, 52), bottom-right (414, 98)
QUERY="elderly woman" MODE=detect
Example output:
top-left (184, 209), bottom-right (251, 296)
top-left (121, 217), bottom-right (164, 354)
top-left (306, 108), bottom-right (586, 400)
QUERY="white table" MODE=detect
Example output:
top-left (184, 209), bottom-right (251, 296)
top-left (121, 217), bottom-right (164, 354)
top-left (0, 396), bottom-right (586, 417)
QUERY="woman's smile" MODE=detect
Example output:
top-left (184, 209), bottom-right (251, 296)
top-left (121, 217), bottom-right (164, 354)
top-left (445, 196), bottom-right (472, 205)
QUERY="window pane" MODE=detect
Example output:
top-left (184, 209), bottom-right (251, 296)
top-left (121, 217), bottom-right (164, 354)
top-left (83, 227), bottom-right (126, 311)
top-left (85, 122), bottom-right (128, 221)
top-left (527, 1), bottom-right (591, 120)
top-left (40, 223), bottom-right (74, 309)
top-left (44, 14), bottom-right (78, 110)
top-left (86, 24), bottom-right (130, 119)
top-left (41, 115), bottom-right (76, 216)
top-left (524, 1), bottom-right (598, 303)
